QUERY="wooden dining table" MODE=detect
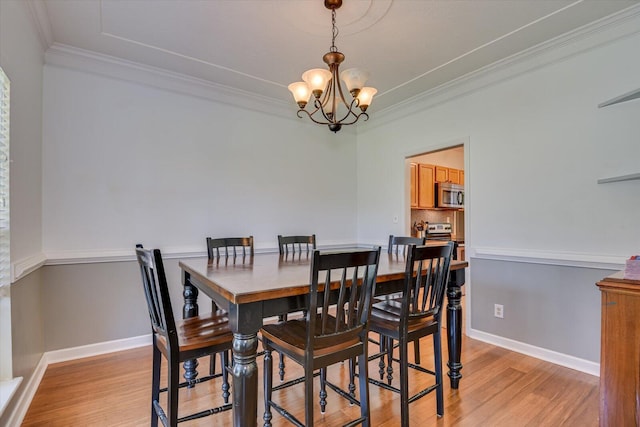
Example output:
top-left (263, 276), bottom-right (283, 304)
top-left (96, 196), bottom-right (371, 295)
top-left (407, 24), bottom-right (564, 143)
top-left (179, 248), bottom-right (468, 427)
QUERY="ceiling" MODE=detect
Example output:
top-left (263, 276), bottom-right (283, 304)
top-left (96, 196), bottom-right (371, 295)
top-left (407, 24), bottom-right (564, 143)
top-left (36, 0), bottom-right (639, 112)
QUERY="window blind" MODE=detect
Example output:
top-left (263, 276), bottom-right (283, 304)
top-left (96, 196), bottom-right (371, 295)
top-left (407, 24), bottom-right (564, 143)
top-left (0, 68), bottom-right (9, 288)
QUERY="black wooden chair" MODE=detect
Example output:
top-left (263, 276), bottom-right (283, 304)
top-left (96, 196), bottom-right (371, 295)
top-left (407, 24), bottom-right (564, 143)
top-left (367, 242), bottom-right (454, 427)
top-left (205, 236), bottom-right (254, 375)
top-left (278, 234), bottom-right (316, 255)
top-left (388, 235), bottom-right (425, 256)
top-left (206, 236), bottom-right (254, 259)
top-left (274, 234), bottom-right (317, 380)
top-left (135, 246), bottom-right (233, 427)
top-left (261, 247), bottom-right (381, 427)
top-left (385, 235), bottom-right (427, 364)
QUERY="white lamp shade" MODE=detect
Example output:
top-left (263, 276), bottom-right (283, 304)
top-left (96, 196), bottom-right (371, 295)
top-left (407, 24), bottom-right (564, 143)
top-left (288, 82), bottom-right (311, 105)
top-left (357, 87), bottom-right (377, 108)
top-left (340, 68), bottom-right (370, 94)
top-left (302, 69), bottom-right (332, 93)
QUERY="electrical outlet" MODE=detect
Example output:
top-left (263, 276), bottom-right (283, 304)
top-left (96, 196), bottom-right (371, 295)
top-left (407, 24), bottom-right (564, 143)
top-left (393, 215), bottom-right (399, 224)
top-left (494, 304), bottom-right (504, 319)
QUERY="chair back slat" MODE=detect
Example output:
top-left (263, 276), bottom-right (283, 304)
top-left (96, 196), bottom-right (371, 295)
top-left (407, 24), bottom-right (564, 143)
top-left (206, 236), bottom-right (254, 259)
top-left (136, 247), bottom-right (177, 349)
top-left (307, 248), bottom-right (381, 350)
top-left (278, 234), bottom-right (316, 255)
top-left (403, 243), bottom-right (454, 324)
top-left (388, 235), bottom-right (426, 256)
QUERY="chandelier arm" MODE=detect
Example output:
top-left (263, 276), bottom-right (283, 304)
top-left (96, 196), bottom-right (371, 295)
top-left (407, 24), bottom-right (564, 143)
top-left (331, 97), bottom-right (361, 124)
top-left (335, 111), bottom-right (367, 126)
top-left (297, 107), bottom-right (335, 126)
top-left (317, 87), bottom-right (338, 124)
top-left (335, 71), bottom-right (351, 108)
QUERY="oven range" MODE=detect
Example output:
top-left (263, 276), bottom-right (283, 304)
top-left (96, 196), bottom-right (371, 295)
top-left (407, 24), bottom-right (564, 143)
top-left (425, 222), bottom-right (452, 241)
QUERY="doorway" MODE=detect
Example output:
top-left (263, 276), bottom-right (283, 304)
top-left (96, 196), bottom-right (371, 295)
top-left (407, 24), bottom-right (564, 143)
top-left (406, 144), bottom-right (465, 260)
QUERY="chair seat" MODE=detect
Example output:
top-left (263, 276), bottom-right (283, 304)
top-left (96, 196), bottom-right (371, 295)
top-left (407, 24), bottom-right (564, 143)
top-left (261, 314), bottom-right (361, 361)
top-left (156, 311), bottom-right (233, 356)
top-left (370, 301), bottom-right (439, 338)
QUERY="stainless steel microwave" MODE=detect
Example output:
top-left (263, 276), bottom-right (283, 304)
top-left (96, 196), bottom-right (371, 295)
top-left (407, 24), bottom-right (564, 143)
top-left (436, 182), bottom-right (464, 208)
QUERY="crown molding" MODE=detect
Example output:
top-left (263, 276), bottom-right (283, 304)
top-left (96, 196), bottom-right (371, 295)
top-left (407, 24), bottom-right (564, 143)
top-left (24, 0), bottom-right (53, 53)
top-left (370, 4), bottom-right (640, 131)
top-left (44, 43), bottom-right (297, 121)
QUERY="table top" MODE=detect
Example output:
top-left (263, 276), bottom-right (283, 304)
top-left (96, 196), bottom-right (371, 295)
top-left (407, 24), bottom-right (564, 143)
top-left (180, 249), bottom-right (468, 305)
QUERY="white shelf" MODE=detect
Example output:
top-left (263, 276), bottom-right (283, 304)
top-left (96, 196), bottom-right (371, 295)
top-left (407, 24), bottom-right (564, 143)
top-left (598, 88), bottom-right (640, 108)
top-left (597, 173), bottom-right (640, 184)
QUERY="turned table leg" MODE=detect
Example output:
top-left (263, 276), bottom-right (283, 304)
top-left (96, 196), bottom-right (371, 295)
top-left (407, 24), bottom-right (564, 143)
top-left (446, 269), bottom-right (464, 389)
top-left (182, 271), bottom-right (199, 387)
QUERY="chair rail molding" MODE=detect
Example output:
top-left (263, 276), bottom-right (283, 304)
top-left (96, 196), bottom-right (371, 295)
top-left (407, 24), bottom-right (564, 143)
top-left (11, 252), bottom-right (47, 283)
top-left (43, 241), bottom-right (357, 265)
top-left (471, 246), bottom-right (625, 270)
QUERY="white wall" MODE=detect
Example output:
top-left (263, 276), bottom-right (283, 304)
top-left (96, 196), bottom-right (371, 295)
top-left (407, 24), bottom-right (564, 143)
top-left (42, 66), bottom-right (359, 257)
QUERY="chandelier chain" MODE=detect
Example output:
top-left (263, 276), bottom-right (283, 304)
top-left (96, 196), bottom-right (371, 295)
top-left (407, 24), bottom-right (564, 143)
top-left (330, 8), bottom-right (338, 53)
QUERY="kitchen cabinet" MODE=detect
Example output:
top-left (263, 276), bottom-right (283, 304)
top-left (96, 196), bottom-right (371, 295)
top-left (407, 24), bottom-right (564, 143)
top-left (435, 166), bottom-right (463, 185)
top-left (448, 168), bottom-right (461, 185)
top-left (596, 272), bottom-right (640, 427)
top-left (411, 163), bottom-right (464, 210)
top-left (435, 166), bottom-right (449, 183)
top-left (417, 163), bottom-right (435, 208)
top-left (410, 163), bottom-right (418, 208)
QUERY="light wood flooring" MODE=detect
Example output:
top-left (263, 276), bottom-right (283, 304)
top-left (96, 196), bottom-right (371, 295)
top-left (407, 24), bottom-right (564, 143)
top-left (22, 331), bottom-right (599, 426)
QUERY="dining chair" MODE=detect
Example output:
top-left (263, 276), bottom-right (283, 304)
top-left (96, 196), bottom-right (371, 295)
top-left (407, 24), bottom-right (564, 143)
top-left (367, 242), bottom-right (454, 427)
top-left (275, 234), bottom-right (317, 380)
top-left (206, 235), bottom-right (254, 259)
top-left (385, 235), bottom-right (427, 364)
top-left (388, 235), bottom-right (426, 256)
top-left (261, 247), bottom-right (381, 427)
top-left (205, 235), bottom-right (254, 375)
top-left (278, 234), bottom-right (316, 255)
top-left (135, 246), bottom-right (233, 427)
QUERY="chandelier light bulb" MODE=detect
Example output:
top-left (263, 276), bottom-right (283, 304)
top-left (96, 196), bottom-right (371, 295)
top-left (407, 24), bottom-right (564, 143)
top-left (288, 82), bottom-right (311, 109)
top-left (340, 68), bottom-right (370, 97)
top-left (302, 69), bottom-right (332, 98)
top-left (356, 87), bottom-right (377, 111)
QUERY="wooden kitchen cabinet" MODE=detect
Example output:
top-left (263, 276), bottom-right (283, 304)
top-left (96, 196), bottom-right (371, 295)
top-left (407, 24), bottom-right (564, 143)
top-left (410, 163), bottom-right (418, 208)
top-left (417, 163), bottom-right (435, 208)
top-left (596, 272), bottom-right (640, 427)
top-left (435, 166), bottom-right (449, 183)
top-left (448, 168), bottom-right (461, 184)
top-left (434, 166), bottom-right (464, 185)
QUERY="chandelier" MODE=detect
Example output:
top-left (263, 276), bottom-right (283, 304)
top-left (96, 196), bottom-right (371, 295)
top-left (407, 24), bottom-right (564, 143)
top-left (288, 0), bottom-right (377, 133)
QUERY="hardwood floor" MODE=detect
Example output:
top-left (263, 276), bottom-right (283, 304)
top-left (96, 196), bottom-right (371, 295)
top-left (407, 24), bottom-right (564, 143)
top-left (22, 333), bottom-right (599, 426)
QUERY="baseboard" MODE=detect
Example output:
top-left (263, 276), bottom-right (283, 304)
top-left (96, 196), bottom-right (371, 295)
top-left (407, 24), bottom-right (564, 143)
top-left (467, 328), bottom-right (600, 377)
top-left (5, 334), bottom-right (151, 426)
top-left (44, 334), bottom-right (152, 365)
top-left (4, 356), bottom-right (47, 427)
